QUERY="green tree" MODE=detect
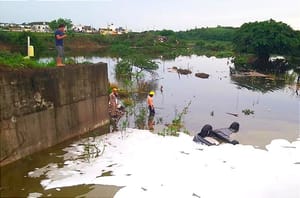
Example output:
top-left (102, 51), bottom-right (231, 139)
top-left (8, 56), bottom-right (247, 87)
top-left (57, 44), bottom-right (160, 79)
top-left (110, 44), bottom-right (133, 58)
top-left (49, 18), bottom-right (73, 31)
top-left (130, 54), bottom-right (158, 73)
top-left (233, 19), bottom-right (299, 64)
top-left (115, 54), bottom-right (158, 80)
top-left (159, 29), bottom-right (175, 37)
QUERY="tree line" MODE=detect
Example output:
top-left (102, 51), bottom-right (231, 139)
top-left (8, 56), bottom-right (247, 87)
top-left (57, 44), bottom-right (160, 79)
top-left (1, 18), bottom-right (300, 70)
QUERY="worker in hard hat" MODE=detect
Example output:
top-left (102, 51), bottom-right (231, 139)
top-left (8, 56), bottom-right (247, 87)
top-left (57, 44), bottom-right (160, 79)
top-left (109, 88), bottom-right (119, 117)
top-left (147, 91), bottom-right (155, 117)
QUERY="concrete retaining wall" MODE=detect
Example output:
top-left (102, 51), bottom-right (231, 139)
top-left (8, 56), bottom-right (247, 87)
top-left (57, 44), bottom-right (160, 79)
top-left (0, 63), bottom-right (109, 166)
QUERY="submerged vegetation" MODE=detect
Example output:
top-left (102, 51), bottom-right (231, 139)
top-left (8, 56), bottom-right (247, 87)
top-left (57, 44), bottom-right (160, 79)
top-left (242, 109), bottom-right (255, 116)
top-left (159, 101), bottom-right (192, 137)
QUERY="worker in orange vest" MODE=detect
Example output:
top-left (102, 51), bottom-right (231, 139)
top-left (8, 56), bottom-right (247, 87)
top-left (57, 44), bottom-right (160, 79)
top-left (147, 91), bottom-right (155, 117)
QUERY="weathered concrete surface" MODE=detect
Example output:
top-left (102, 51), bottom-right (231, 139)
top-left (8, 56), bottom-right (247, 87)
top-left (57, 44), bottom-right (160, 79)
top-left (0, 63), bottom-right (109, 166)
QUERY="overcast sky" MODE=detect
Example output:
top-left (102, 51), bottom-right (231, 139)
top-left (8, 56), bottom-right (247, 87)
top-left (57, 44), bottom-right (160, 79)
top-left (0, 0), bottom-right (299, 31)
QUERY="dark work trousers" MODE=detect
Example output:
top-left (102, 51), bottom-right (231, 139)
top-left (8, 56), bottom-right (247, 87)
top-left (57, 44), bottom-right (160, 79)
top-left (148, 105), bottom-right (155, 117)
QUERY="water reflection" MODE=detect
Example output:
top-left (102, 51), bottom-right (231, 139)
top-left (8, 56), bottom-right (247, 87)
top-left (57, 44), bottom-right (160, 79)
top-left (230, 71), bottom-right (298, 93)
top-left (39, 55), bottom-right (300, 147)
top-left (0, 125), bottom-right (110, 197)
top-left (2, 54), bottom-right (299, 197)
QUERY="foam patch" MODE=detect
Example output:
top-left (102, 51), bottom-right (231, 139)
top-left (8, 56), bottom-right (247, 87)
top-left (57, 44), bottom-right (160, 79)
top-left (29, 129), bottom-right (300, 198)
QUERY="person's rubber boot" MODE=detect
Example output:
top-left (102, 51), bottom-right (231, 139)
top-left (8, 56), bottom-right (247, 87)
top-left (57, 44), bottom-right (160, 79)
top-left (56, 57), bottom-right (65, 67)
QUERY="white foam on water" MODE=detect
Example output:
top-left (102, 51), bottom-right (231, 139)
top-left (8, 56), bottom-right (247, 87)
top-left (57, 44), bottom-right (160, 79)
top-left (27, 192), bottom-right (43, 198)
top-left (29, 129), bottom-right (300, 198)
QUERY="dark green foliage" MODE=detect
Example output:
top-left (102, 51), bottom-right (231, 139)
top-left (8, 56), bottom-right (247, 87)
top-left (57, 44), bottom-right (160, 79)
top-left (115, 58), bottom-right (133, 79)
top-left (294, 31), bottom-right (300, 56)
top-left (48, 18), bottom-right (73, 31)
top-left (15, 32), bottom-right (46, 56)
top-left (0, 31), bottom-right (14, 43)
top-left (233, 19), bottom-right (299, 59)
top-left (177, 27), bottom-right (237, 42)
top-left (0, 31), bottom-right (49, 56)
top-left (194, 40), bottom-right (234, 57)
top-left (1, 20), bottom-right (299, 70)
top-left (109, 44), bottom-right (133, 57)
top-left (159, 29), bottom-right (176, 37)
top-left (115, 54), bottom-right (158, 78)
top-left (129, 54), bottom-right (159, 72)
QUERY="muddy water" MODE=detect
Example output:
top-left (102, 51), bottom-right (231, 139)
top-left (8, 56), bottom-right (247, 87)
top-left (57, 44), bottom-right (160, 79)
top-left (65, 55), bottom-right (299, 147)
top-left (152, 56), bottom-right (299, 147)
top-left (1, 55), bottom-right (299, 197)
top-left (0, 126), bottom-right (121, 198)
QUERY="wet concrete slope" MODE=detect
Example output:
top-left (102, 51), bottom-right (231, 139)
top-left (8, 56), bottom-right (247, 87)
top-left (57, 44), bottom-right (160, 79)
top-left (0, 63), bottom-right (109, 166)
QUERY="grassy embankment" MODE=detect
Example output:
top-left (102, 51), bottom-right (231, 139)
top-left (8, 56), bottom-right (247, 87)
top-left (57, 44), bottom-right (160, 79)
top-left (0, 27), bottom-right (237, 68)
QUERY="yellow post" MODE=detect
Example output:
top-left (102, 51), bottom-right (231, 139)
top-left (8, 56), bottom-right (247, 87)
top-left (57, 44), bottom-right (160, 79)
top-left (24, 36), bottom-right (34, 59)
top-left (28, 45), bottom-right (34, 57)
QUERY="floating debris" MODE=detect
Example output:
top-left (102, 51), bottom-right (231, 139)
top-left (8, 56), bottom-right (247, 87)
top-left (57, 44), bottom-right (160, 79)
top-left (231, 70), bottom-right (274, 79)
top-left (226, 112), bottom-right (239, 117)
top-left (195, 73), bottom-right (209, 79)
top-left (242, 109), bottom-right (255, 115)
top-left (167, 67), bottom-right (192, 75)
top-left (177, 68), bottom-right (192, 75)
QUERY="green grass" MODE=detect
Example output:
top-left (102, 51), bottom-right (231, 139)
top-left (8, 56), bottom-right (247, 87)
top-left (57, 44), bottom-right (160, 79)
top-left (0, 51), bottom-right (56, 68)
top-left (0, 30), bottom-right (237, 60)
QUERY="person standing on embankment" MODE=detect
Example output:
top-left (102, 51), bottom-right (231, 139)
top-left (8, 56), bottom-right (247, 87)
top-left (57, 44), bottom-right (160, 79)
top-left (55, 24), bottom-right (67, 66)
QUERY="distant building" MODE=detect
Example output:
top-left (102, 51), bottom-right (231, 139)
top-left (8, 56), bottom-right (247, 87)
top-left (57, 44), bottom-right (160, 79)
top-left (72, 24), bottom-right (97, 33)
top-left (0, 23), bottom-right (20, 31)
top-left (30, 22), bottom-right (50, 33)
top-left (21, 25), bottom-right (32, 32)
top-left (99, 28), bottom-right (115, 35)
top-left (0, 23), bottom-right (10, 29)
top-left (0, 21), bottom-right (128, 35)
top-left (9, 25), bottom-right (23, 32)
top-left (82, 25), bottom-right (97, 33)
top-left (72, 24), bottom-right (84, 32)
top-left (99, 23), bottom-right (128, 35)
top-left (115, 27), bottom-right (128, 35)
